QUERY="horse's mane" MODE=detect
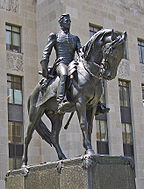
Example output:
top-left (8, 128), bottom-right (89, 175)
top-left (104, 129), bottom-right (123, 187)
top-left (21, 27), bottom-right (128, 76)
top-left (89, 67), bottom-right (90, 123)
top-left (82, 29), bottom-right (113, 61)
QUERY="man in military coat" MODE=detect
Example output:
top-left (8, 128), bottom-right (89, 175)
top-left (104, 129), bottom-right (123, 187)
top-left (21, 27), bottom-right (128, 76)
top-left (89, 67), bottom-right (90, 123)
top-left (40, 13), bottom-right (82, 111)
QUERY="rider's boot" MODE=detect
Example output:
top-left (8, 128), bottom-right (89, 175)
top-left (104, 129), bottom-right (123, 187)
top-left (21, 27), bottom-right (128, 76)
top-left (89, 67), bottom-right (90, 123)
top-left (57, 75), bottom-right (70, 113)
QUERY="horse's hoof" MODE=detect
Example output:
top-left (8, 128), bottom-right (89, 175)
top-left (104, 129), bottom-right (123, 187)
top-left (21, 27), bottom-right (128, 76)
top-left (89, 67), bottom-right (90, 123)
top-left (59, 155), bottom-right (67, 160)
top-left (83, 150), bottom-right (95, 169)
top-left (21, 164), bottom-right (26, 168)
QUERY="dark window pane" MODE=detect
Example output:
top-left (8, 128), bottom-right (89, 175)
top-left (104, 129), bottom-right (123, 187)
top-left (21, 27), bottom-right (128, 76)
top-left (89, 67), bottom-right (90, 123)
top-left (119, 86), bottom-right (124, 106)
top-left (13, 76), bottom-right (21, 83)
top-left (8, 121), bottom-right (23, 143)
top-left (96, 120), bottom-right (108, 142)
top-left (8, 122), bottom-right (15, 143)
top-left (119, 80), bottom-right (130, 107)
top-left (122, 123), bottom-right (133, 144)
top-left (6, 25), bottom-right (11, 30)
top-left (89, 25), bottom-right (102, 38)
top-left (12, 26), bottom-right (20, 33)
top-left (138, 46), bottom-right (142, 63)
top-left (12, 33), bottom-right (20, 47)
top-left (97, 141), bottom-right (109, 154)
top-left (8, 88), bottom-right (14, 104)
top-left (142, 85), bottom-right (144, 106)
top-left (6, 31), bottom-right (11, 45)
top-left (138, 39), bottom-right (144, 64)
top-left (7, 75), bottom-right (12, 82)
top-left (14, 90), bottom-right (22, 104)
top-left (123, 87), bottom-right (130, 106)
top-left (9, 157), bottom-right (22, 169)
top-left (14, 122), bottom-right (22, 143)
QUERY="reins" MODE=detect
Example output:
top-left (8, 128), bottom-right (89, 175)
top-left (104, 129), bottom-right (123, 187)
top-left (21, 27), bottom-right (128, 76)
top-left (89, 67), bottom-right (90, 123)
top-left (82, 41), bottom-right (112, 80)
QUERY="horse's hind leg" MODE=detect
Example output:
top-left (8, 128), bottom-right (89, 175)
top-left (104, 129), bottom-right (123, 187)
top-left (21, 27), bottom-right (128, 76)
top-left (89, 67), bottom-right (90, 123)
top-left (22, 107), bottom-right (44, 166)
top-left (45, 111), bottom-right (66, 160)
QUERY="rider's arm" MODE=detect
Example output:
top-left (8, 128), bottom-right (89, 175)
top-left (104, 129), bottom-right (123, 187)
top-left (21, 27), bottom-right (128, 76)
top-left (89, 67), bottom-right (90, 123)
top-left (76, 36), bottom-right (82, 57)
top-left (40, 33), bottom-right (56, 78)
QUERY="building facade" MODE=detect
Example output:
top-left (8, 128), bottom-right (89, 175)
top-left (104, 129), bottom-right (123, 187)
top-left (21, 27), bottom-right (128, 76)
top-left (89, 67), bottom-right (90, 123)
top-left (0, 0), bottom-right (144, 188)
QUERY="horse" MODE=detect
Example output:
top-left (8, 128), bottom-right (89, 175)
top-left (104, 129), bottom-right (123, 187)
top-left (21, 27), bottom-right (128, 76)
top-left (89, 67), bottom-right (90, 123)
top-left (22, 29), bottom-right (127, 166)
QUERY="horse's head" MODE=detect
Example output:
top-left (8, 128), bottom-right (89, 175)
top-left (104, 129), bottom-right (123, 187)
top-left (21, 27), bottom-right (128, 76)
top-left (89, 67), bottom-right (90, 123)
top-left (102, 30), bottom-right (127, 80)
top-left (82, 29), bottom-right (127, 80)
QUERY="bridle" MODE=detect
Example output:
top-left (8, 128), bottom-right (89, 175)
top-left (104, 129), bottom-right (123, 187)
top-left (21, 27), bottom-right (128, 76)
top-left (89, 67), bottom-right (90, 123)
top-left (82, 42), bottom-right (112, 80)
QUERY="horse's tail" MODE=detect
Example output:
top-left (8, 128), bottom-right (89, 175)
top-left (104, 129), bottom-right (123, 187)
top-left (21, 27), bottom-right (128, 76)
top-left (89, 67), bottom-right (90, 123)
top-left (27, 94), bottom-right (52, 146)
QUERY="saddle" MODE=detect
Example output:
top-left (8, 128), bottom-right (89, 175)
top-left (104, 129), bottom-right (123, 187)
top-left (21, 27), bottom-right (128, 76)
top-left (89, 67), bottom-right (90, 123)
top-left (39, 60), bottom-right (79, 93)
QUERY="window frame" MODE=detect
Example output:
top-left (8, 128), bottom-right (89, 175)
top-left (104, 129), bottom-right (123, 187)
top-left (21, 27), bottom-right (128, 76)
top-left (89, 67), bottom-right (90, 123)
top-left (138, 39), bottom-right (144, 64)
top-left (119, 80), bottom-right (130, 107)
top-left (7, 74), bottom-right (23, 105)
top-left (8, 121), bottom-right (23, 144)
top-left (96, 120), bottom-right (108, 142)
top-left (6, 23), bottom-right (21, 53)
top-left (118, 79), bottom-right (134, 158)
top-left (89, 24), bottom-right (103, 38)
top-left (142, 84), bottom-right (144, 106)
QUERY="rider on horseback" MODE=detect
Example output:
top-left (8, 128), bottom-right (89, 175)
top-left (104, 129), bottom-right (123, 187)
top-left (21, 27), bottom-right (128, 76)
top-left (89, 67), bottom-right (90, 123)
top-left (40, 13), bottom-right (82, 111)
top-left (40, 13), bottom-right (109, 114)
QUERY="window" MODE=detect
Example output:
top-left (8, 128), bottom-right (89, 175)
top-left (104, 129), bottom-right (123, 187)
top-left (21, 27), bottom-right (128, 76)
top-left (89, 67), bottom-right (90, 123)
top-left (8, 121), bottom-right (23, 169)
top-left (96, 120), bottom-right (108, 142)
top-left (122, 123), bottom-right (133, 144)
top-left (89, 24), bottom-right (102, 38)
top-left (95, 82), bottom-right (109, 154)
top-left (138, 39), bottom-right (144, 64)
top-left (119, 80), bottom-right (130, 107)
top-left (7, 75), bottom-right (22, 105)
top-left (6, 24), bottom-right (21, 53)
top-left (96, 120), bottom-right (109, 154)
top-left (8, 121), bottom-right (23, 143)
top-left (9, 158), bottom-right (22, 170)
top-left (7, 75), bottom-right (23, 169)
top-left (142, 84), bottom-right (144, 106)
top-left (118, 80), bottom-right (134, 158)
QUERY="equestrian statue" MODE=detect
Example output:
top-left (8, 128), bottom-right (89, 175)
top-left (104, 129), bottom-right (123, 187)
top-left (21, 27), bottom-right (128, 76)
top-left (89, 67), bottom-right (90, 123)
top-left (22, 13), bottom-right (127, 166)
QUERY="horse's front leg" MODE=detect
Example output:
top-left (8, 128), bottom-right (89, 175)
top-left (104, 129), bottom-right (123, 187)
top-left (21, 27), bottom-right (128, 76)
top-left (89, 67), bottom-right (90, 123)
top-left (86, 106), bottom-right (97, 144)
top-left (76, 98), bottom-right (95, 155)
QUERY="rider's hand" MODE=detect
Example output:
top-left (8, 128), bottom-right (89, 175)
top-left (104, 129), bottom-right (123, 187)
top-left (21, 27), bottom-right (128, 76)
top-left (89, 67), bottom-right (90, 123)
top-left (42, 67), bottom-right (48, 78)
top-left (40, 60), bottom-right (48, 78)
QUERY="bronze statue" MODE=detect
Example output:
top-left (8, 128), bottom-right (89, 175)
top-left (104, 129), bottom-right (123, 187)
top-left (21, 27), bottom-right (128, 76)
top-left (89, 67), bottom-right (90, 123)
top-left (40, 14), bottom-right (82, 112)
top-left (22, 14), bottom-right (127, 166)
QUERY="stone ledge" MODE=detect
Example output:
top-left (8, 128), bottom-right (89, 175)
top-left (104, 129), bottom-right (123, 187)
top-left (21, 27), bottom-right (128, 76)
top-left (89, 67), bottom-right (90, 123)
top-left (5, 155), bottom-right (136, 189)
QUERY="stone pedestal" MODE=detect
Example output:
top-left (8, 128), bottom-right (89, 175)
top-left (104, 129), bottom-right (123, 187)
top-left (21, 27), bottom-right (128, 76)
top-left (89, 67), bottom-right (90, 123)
top-left (5, 155), bottom-right (136, 189)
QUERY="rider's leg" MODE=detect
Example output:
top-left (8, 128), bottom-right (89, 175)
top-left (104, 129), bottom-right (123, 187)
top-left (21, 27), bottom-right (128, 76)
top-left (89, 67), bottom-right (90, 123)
top-left (56, 63), bottom-right (70, 111)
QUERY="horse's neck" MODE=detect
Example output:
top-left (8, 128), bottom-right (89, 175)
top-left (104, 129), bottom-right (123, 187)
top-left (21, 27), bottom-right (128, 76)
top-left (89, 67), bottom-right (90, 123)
top-left (77, 58), bottom-right (100, 81)
top-left (85, 58), bottom-right (100, 76)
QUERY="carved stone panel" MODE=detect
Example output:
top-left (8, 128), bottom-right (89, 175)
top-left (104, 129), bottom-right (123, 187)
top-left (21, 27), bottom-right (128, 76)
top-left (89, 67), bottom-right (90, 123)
top-left (118, 59), bottom-right (130, 78)
top-left (6, 51), bottom-right (23, 72)
top-left (0, 0), bottom-right (19, 13)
